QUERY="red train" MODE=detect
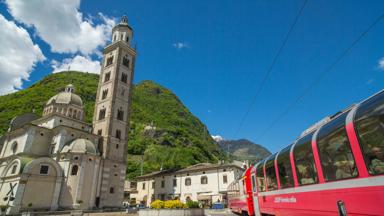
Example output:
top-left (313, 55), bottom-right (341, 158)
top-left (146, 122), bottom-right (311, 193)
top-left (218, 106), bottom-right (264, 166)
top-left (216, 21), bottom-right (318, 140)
top-left (228, 89), bottom-right (384, 215)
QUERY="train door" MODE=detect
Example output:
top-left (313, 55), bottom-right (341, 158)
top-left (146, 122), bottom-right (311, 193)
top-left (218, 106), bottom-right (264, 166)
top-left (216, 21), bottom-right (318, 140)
top-left (251, 164), bottom-right (261, 216)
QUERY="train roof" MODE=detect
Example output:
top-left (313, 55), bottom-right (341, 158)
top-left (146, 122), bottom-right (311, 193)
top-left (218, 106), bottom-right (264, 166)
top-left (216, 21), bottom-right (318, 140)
top-left (251, 89), bottom-right (384, 169)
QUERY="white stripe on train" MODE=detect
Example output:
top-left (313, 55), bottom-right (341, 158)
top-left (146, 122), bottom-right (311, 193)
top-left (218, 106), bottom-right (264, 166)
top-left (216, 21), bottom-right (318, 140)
top-left (257, 175), bottom-right (384, 196)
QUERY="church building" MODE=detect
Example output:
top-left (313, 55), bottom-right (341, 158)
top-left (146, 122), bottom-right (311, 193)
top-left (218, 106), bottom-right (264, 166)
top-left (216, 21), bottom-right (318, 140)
top-left (0, 16), bottom-right (136, 214)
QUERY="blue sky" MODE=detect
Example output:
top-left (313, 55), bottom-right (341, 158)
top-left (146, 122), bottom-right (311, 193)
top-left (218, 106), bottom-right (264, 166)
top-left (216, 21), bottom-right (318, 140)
top-left (0, 0), bottom-right (384, 153)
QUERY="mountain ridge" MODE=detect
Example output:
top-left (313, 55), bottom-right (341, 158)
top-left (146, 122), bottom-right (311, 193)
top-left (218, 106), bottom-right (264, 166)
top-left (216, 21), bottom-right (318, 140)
top-left (218, 138), bottom-right (271, 162)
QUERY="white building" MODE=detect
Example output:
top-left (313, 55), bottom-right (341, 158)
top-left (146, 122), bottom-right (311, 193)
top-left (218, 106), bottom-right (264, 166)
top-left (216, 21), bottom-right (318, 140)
top-left (0, 16), bottom-right (136, 214)
top-left (130, 163), bottom-right (244, 207)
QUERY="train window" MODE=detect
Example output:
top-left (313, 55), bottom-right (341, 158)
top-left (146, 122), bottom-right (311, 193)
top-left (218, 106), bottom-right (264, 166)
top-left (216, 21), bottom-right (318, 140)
top-left (251, 173), bottom-right (257, 192)
top-left (294, 133), bottom-right (318, 185)
top-left (256, 164), bottom-right (265, 192)
top-left (242, 179), bottom-right (246, 195)
top-left (277, 146), bottom-right (294, 188)
top-left (318, 112), bottom-right (357, 181)
top-left (265, 155), bottom-right (278, 191)
top-left (355, 91), bottom-right (384, 175)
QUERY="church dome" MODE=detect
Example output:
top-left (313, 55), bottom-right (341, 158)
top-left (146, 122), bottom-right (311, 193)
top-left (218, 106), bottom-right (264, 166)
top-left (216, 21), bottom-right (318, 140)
top-left (46, 84), bottom-right (83, 107)
top-left (61, 139), bottom-right (98, 155)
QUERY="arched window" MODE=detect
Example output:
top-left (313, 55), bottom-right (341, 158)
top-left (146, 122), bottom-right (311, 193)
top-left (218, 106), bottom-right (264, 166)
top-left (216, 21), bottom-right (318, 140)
top-left (201, 176), bottom-right (208, 184)
top-left (185, 178), bottom-right (191, 186)
top-left (126, 36), bottom-right (129, 43)
top-left (122, 55), bottom-right (130, 68)
top-left (11, 165), bottom-right (17, 174)
top-left (117, 108), bottom-right (124, 121)
top-left (71, 165), bottom-right (79, 175)
top-left (11, 142), bottom-right (17, 154)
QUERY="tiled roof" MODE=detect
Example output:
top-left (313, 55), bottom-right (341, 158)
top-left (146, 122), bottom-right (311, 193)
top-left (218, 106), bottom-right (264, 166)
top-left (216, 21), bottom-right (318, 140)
top-left (135, 163), bottom-right (243, 180)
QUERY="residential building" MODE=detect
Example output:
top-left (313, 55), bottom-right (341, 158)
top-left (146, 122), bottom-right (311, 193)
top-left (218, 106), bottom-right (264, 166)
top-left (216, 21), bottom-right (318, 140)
top-left (130, 163), bottom-right (244, 207)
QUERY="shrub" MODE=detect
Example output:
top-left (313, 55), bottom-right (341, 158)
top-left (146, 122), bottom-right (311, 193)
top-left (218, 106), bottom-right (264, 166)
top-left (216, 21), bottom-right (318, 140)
top-left (186, 200), bottom-right (200, 208)
top-left (163, 200), bottom-right (187, 209)
top-left (150, 200), bottom-right (164, 209)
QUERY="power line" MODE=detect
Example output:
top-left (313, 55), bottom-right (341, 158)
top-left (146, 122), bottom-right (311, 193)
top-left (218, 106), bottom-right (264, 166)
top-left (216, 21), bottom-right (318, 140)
top-left (233, 0), bottom-right (309, 138)
top-left (255, 11), bottom-right (384, 141)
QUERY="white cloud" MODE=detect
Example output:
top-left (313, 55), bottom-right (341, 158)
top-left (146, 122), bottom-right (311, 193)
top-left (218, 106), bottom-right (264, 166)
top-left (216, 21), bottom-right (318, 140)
top-left (5, 0), bottom-right (115, 55)
top-left (51, 55), bottom-right (101, 74)
top-left (211, 135), bottom-right (224, 142)
top-left (0, 14), bottom-right (45, 95)
top-left (172, 42), bottom-right (189, 49)
top-left (378, 57), bottom-right (384, 70)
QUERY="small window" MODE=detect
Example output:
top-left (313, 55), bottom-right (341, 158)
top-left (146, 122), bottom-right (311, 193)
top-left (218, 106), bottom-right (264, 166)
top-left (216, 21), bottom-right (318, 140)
top-left (126, 36), bottom-right (129, 43)
top-left (265, 155), bottom-right (278, 191)
top-left (40, 165), bottom-right (49, 175)
top-left (97, 129), bottom-right (102, 136)
top-left (102, 89), bottom-right (108, 100)
top-left (104, 72), bottom-right (111, 82)
top-left (223, 175), bottom-right (228, 184)
top-left (71, 165), bottom-right (79, 176)
top-left (98, 109), bottom-right (106, 120)
top-left (256, 163), bottom-right (265, 192)
top-left (121, 73), bottom-right (128, 83)
top-left (161, 180), bottom-right (165, 188)
top-left (116, 130), bottom-right (121, 139)
top-left (277, 146), bottom-right (294, 188)
top-left (120, 88), bottom-right (126, 96)
top-left (122, 55), bottom-right (130, 68)
top-left (117, 109), bottom-right (124, 121)
top-left (142, 183), bottom-right (146, 190)
top-left (294, 133), bottom-right (318, 186)
top-left (11, 142), bottom-right (17, 154)
top-left (355, 91), bottom-right (384, 175)
top-left (110, 187), bottom-right (114, 194)
top-left (251, 174), bottom-right (257, 192)
top-left (173, 179), bottom-right (177, 187)
top-left (113, 35), bottom-right (117, 42)
top-left (106, 56), bottom-right (114, 67)
top-left (11, 165), bottom-right (17, 174)
top-left (152, 182), bottom-right (155, 189)
top-left (318, 112), bottom-right (357, 181)
top-left (116, 144), bottom-right (119, 149)
top-left (201, 176), bottom-right (208, 184)
top-left (185, 178), bottom-right (191, 186)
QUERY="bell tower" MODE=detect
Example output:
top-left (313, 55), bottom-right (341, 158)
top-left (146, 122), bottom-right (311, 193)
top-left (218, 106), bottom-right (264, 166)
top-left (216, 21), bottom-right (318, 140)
top-left (92, 16), bottom-right (136, 207)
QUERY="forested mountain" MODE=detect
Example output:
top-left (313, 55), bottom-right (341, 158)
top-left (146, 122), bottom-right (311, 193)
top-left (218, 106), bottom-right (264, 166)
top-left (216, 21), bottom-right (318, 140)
top-left (0, 71), bottom-right (225, 178)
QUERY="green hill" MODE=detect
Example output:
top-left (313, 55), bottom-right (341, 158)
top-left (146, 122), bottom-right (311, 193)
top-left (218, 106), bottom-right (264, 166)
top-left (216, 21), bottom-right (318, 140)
top-left (0, 71), bottom-right (225, 179)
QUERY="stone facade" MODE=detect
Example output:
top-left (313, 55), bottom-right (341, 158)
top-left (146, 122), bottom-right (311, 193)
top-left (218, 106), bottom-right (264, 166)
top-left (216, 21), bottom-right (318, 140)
top-left (0, 16), bottom-right (135, 214)
top-left (130, 163), bottom-right (244, 207)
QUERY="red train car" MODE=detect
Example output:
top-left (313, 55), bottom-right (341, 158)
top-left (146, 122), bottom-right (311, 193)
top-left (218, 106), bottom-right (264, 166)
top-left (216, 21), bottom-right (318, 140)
top-left (248, 89), bottom-right (384, 215)
top-left (228, 166), bottom-right (255, 216)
